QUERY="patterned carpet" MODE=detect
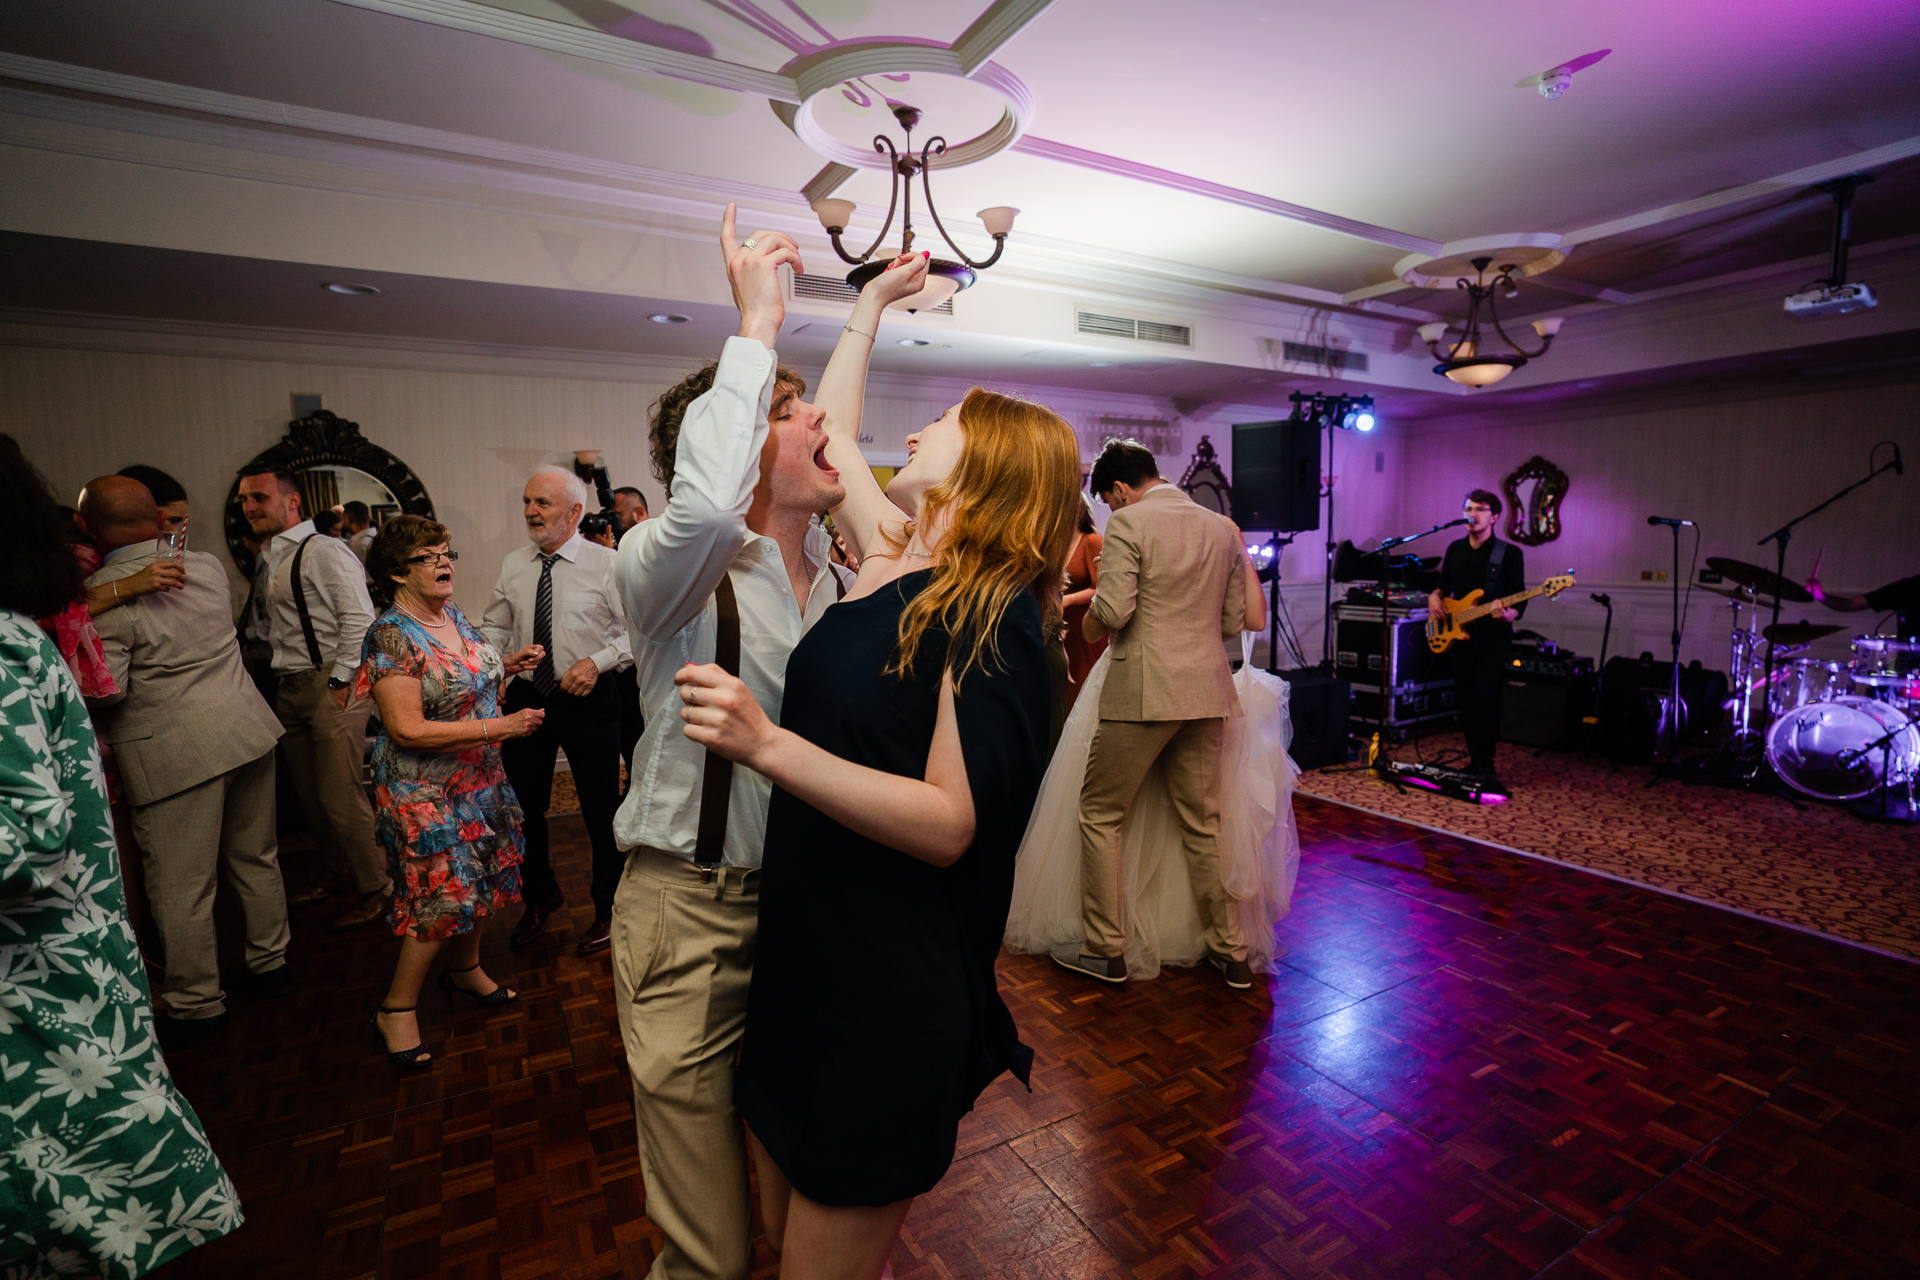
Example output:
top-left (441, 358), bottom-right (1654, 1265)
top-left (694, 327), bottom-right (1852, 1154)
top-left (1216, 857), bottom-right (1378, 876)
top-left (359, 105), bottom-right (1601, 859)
top-left (1298, 731), bottom-right (1920, 962)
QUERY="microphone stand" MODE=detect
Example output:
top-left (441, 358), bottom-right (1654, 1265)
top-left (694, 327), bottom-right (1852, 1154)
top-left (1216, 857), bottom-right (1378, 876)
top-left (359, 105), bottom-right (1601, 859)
top-left (1755, 456), bottom-right (1902, 744)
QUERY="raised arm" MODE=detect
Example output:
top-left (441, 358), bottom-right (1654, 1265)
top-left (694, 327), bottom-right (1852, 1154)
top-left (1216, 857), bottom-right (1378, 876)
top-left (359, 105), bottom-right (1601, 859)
top-left (618, 206), bottom-right (803, 642)
top-left (815, 252), bottom-right (932, 562)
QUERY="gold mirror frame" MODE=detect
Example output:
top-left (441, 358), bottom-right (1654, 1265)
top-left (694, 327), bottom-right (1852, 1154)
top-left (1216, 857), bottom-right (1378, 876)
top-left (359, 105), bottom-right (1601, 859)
top-left (1502, 455), bottom-right (1568, 545)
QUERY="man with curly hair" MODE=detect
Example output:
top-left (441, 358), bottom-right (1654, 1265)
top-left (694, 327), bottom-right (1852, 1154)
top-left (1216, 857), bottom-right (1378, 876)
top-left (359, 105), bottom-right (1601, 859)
top-left (609, 205), bottom-right (857, 1280)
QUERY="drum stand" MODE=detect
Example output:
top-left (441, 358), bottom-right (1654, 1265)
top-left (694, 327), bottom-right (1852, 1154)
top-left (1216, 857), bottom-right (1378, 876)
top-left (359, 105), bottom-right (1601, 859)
top-left (1841, 724), bottom-right (1920, 824)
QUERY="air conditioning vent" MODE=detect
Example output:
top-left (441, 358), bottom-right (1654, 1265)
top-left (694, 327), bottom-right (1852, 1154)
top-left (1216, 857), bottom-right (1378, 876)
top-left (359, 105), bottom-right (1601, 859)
top-left (1282, 340), bottom-right (1368, 372)
top-left (793, 272), bottom-right (953, 314)
top-left (1136, 320), bottom-right (1193, 347)
top-left (1076, 310), bottom-right (1193, 347)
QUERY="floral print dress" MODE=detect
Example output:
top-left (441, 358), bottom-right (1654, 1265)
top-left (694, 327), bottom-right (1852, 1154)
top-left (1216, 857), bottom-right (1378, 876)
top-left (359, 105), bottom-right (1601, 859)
top-left (355, 606), bottom-right (525, 940)
top-left (0, 609), bottom-right (241, 1278)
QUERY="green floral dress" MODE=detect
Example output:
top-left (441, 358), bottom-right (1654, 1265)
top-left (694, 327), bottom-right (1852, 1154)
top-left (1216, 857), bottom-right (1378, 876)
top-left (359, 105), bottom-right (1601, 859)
top-left (0, 610), bottom-right (241, 1278)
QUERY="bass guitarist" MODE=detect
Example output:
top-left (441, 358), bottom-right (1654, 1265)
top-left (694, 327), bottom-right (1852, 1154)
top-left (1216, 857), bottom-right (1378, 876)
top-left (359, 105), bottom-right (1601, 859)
top-left (1427, 489), bottom-right (1526, 785)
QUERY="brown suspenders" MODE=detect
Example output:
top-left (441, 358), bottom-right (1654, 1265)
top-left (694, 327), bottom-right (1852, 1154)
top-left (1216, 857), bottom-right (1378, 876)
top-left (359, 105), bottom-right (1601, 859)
top-left (693, 574), bottom-right (740, 877)
top-left (689, 559), bottom-right (839, 879)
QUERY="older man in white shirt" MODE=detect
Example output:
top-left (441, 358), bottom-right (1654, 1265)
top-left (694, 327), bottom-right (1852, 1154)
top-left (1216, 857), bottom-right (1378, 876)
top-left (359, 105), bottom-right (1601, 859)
top-left (237, 464), bottom-right (391, 930)
top-left (483, 467), bottom-right (632, 955)
top-left (609, 208), bottom-right (859, 1280)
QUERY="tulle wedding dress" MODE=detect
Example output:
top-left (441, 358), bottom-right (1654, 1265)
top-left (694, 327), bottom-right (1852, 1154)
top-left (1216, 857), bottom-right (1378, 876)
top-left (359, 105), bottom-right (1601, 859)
top-left (1004, 634), bottom-right (1302, 978)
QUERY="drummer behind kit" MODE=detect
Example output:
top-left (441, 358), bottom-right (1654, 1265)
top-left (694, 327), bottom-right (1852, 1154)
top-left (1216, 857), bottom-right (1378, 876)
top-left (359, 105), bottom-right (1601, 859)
top-left (1703, 556), bottom-right (1918, 821)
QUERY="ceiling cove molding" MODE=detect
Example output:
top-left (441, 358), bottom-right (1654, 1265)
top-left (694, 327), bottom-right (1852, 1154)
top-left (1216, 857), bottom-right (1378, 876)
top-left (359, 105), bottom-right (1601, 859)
top-left (1009, 136), bottom-right (1443, 256)
top-left (1559, 134), bottom-right (1920, 248)
top-left (321, 0), bottom-right (802, 101)
top-left (950, 0), bottom-right (1060, 75)
top-left (0, 77), bottom-right (1440, 328)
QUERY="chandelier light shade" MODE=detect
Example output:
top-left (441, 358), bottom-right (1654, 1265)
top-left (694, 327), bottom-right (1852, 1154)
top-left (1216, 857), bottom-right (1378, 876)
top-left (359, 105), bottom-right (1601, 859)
top-left (808, 103), bottom-right (1018, 312)
top-left (1419, 256), bottom-right (1564, 387)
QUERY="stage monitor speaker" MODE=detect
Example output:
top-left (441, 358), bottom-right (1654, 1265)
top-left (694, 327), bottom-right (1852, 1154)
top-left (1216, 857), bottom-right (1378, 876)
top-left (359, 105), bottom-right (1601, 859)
top-left (1232, 418), bottom-right (1320, 533)
top-left (1277, 668), bottom-right (1350, 769)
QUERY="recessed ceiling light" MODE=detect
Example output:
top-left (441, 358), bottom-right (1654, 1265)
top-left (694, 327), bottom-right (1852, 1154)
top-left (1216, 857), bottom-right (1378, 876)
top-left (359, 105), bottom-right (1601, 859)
top-left (323, 282), bottom-right (380, 296)
top-left (1087, 360), bottom-right (1118, 368)
top-left (897, 338), bottom-right (930, 347)
top-left (649, 313), bottom-right (690, 324)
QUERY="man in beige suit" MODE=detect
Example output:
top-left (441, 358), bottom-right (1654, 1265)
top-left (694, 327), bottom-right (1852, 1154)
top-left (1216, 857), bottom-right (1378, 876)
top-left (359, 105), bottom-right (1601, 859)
top-left (79, 477), bottom-right (292, 1050)
top-left (1053, 439), bottom-right (1255, 989)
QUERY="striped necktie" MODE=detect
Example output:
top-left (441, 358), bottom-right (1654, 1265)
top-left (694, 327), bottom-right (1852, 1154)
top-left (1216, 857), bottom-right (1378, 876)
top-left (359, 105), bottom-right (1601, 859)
top-left (531, 553), bottom-right (559, 695)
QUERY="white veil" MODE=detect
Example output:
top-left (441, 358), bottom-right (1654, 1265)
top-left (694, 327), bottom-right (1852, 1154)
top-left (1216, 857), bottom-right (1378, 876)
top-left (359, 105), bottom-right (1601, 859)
top-left (1004, 635), bottom-right (1302, 978)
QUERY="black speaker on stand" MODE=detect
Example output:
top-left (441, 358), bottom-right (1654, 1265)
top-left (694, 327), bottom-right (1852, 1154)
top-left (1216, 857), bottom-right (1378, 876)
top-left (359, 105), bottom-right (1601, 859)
top-left (1231, 418), bottom-right (1321, 535)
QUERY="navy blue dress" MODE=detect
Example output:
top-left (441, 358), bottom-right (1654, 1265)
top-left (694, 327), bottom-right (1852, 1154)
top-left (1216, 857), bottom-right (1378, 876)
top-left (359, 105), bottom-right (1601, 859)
top-left (735, 570), bottom-right (1043, 1206)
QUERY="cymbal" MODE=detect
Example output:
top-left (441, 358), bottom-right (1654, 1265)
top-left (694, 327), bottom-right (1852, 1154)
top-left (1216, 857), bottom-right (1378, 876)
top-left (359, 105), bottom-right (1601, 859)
top-left (1762, 621), bottom-right (1845, 645)
top-left (1700, 582), bottom-right (1761, 602)
top-left (1706, 557), bottom-right (1813, 603)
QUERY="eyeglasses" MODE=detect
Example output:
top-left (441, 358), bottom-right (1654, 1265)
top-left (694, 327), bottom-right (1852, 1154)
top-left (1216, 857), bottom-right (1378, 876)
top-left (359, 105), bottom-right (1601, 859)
top-left (405, 551), bottom-right (459, 566)
top-left (1463, 505), bottom-right (1492, 514)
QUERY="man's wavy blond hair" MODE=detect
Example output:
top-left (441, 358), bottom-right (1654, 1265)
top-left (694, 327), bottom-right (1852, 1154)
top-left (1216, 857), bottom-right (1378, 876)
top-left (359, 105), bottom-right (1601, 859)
top-left (881, 388), bottom-right (1082, 690)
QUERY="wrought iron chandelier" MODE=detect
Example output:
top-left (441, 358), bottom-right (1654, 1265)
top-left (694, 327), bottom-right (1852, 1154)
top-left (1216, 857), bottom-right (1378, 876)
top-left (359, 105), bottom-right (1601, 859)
top-left (809, 102), bottom-right (1018, 314)
top-left (1417, 256), bottom-right (1564, 387)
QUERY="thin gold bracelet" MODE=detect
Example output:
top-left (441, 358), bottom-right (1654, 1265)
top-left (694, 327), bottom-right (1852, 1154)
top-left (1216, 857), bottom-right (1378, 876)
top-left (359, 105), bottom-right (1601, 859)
top-left (843, 323), bottom-right (875, 342)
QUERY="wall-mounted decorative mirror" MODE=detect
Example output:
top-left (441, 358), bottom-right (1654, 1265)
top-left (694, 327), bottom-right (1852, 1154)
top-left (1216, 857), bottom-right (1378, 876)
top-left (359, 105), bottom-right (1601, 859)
top-left (225, 410), bottom-right (435, 578)
top-left (1179, 435), bottom-right (1233, 516)
top-left (1502, 455), bottom-right (1568, 545)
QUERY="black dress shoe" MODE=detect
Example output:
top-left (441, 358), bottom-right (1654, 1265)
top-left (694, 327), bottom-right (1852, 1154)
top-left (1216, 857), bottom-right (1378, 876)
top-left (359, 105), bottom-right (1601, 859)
top-left (510, 890), bottom-right (565, 951)
top-left (225, 963), bottom-right (296, 1000)
top-left (576, 916), bottom-right (612, 956)
top-left (155, 1011), bottom-right (229, 1051)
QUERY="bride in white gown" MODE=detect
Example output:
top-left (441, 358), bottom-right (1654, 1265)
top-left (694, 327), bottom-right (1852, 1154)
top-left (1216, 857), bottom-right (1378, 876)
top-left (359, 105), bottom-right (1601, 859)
top-left (1005, 618), bottom-right (1304, 979)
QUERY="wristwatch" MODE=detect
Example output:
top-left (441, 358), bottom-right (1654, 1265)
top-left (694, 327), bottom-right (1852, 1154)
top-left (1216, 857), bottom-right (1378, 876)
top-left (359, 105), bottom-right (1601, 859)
top-left (326, 676), bottom-right (349, 691)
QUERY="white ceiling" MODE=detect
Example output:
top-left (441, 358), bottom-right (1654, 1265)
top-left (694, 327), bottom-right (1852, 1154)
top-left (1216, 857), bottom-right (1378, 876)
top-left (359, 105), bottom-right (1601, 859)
top-left (1, 0), bottom-right (1918, 404)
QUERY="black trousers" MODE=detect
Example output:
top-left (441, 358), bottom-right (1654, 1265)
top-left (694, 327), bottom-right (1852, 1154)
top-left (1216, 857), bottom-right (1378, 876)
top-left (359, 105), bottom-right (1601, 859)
top-left (501, 673), bottom-right (624, 915)
top-left (1450, 626), bottom-right (1512, 770)
top-left (616, 665), bottom-right (643, 796)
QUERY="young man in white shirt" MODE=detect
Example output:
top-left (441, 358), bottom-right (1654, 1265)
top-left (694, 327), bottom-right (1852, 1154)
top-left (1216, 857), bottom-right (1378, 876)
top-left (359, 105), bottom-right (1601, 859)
top-left (609, 206), bottom-right (875, 1280)
top-left (237, 465), bottom-right (391, 930)
top-left (343, 500), bottom-right (376, 564)
top-left (481, 468), bottom-right (632, 955)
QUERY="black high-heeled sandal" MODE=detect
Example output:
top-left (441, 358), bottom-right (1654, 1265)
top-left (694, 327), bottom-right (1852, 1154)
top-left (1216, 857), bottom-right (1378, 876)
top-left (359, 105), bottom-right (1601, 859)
top-left (437, 962), bottom-right (519, 1010)
top-left (369, 1006), bottom-right (433, 1070)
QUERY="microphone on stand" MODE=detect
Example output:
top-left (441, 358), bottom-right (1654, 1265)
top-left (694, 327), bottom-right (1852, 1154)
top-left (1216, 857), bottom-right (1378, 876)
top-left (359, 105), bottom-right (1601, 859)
top-left (1590, 592), bottom-right (1611, 606)
top-left (1443, 516), bottom-right (1469, 528)
top-left (1647, 515), bottom-right (1696, 527)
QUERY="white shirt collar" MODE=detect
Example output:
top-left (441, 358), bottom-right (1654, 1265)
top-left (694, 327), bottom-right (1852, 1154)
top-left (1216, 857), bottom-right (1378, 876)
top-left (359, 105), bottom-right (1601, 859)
top-left (103, 541), bottom-right (152, 565)
top-left (274, 519), bottom-right (316, 545)
top-left (530, 531), bottom-right (584, 563)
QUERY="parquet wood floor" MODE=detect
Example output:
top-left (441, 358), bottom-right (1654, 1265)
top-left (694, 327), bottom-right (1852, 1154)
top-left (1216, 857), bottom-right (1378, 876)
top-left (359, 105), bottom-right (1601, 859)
top-left (148, 796), bottom-right (1918, 1279)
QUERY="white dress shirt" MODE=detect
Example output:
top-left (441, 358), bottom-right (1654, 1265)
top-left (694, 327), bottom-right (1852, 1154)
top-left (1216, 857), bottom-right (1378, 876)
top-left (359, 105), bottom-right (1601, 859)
top-left (349, 525), bottom-right (376, 564)
top-left (614, 336), bottom-right (842, 869)
top-left (481, 532), bottom-right (631, 685)
top-left (262, 519), bottom-right (379, 682)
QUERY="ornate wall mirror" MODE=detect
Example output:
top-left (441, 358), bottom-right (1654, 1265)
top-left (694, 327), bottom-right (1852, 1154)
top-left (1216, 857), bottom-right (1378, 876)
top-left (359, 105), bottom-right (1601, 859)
top-left (225, 410), bottom-right (435, 578)
top-left (1178, 435), bottom-right (1233, 516)
top-left (1502, 455), bottom-right (1568, 545)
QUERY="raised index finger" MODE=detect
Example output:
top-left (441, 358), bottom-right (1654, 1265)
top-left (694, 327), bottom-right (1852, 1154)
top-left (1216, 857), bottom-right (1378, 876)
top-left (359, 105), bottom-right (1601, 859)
top-left (719, 202), bottom-right (739, 259)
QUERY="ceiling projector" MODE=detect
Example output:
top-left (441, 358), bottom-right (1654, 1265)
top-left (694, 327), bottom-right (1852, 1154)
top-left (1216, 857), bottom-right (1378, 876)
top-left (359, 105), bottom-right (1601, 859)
top-left (1783, 282), bottom-right (1877, 318)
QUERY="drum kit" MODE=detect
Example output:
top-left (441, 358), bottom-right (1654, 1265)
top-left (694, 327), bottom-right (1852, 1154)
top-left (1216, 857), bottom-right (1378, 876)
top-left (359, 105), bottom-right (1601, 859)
top-left (1707, 557), bottom-right (1918, 818)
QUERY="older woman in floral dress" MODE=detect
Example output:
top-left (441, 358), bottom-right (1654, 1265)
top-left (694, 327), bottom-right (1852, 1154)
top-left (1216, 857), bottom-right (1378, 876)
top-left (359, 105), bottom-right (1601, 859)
top-left (358, 515), bottom-right (545, 1070)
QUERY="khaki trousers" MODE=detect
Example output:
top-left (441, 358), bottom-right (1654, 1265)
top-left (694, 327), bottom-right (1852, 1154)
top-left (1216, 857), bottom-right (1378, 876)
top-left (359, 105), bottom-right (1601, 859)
top-left (1077, 716), bottom-right (1247, 963)
top-left (612, 847), bottom-right (759, 1280)
top-left (129, 750), bottom-right (291, 1020)
top-left (275, 669), bottom-right (388, 895)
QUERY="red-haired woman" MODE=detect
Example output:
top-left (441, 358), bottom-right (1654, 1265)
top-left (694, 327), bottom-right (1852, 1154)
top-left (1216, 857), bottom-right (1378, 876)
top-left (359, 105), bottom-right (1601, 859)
top-left (674, 253), bottom-right (1081, 1277)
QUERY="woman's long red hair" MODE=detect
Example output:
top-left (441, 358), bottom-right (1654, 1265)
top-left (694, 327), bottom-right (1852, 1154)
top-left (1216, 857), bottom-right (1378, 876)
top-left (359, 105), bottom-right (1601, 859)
top-left (884, 388), bottom-right (1082, 690)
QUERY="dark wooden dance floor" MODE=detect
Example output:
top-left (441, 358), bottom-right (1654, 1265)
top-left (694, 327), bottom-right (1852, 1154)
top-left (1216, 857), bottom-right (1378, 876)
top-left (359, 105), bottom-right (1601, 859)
top-left (150, 796), bottom-right (1919, 1279)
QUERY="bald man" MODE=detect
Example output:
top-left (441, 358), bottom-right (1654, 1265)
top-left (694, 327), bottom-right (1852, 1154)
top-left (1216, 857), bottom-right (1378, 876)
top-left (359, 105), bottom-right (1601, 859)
top-left (79, 476), bottom-right (292, 1051)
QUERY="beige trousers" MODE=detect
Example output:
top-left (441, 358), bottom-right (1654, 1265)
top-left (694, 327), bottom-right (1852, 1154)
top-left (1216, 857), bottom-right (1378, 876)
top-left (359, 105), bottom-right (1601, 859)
top-left (1077, 716), bottom-right (1247, 963)
top-left (275, 669), bottom-right (388, 895)
top-left (129, 750), bottom-right (291, 1020)
top-left (612, 847), bottom-right (760, 1280)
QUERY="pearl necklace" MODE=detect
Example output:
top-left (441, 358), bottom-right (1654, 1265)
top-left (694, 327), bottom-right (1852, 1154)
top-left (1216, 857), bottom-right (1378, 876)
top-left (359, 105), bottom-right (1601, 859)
top-left (396, 599), bottom-right (452, 629)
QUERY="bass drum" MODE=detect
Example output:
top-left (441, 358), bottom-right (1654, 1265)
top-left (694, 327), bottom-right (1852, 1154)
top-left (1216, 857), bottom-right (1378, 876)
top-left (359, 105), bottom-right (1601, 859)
top-left (1766, 696), bottom-right (1919, 801)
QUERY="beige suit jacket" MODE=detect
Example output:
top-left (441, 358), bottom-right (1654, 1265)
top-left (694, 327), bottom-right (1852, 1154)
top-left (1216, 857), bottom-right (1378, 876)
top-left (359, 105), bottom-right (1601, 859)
top-left (1089, 483), bottom-right (1247, 722)
top-left (87, 547), bottom-right (284, 806)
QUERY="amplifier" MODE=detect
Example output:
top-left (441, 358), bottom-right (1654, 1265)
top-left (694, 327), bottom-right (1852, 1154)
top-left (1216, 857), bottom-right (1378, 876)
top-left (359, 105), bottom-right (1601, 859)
top-left (1597, 657), bottom-right (1729, 764)
top-left (1276, 668), bottom-right (1352, 769)
top-left (1499, 670), bottom-right (1597, 749)
top-left (1332, 608), bottom-right (1446, 687)
top-left (1508, 652), bottom-right (1596, 679)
